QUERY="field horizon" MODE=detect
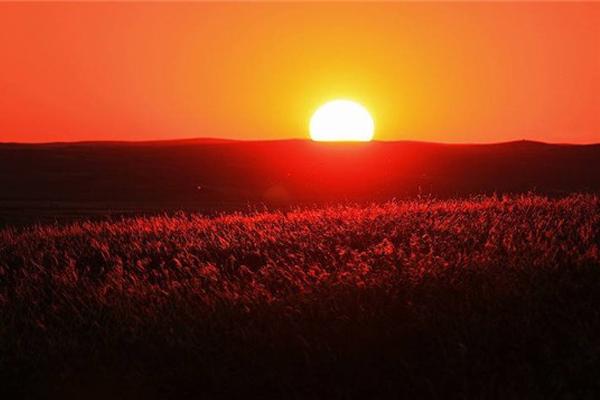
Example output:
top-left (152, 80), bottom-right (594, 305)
top-left (3, 136), bottom-right (600, 147)
top-left (2, 1), bottom-right (599, 398)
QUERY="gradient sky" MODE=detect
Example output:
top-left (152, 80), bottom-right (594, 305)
top-left (1, 2), bottom-right (598, 143)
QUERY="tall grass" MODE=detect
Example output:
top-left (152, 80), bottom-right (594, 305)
top-left (1, 195), bottom-right (599, 399)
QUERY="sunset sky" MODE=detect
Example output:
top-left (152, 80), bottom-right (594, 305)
top-left (1, 2), bottom-right (598, 144)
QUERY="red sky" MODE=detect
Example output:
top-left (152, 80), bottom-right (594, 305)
top-left (0, 2), bottom-right (598, 143)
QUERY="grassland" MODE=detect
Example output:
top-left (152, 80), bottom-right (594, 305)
top-left (1, 194), bottom-right (600, 399)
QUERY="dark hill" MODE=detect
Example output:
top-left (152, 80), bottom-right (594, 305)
top-left (1, 139), bottom-right (599, 224)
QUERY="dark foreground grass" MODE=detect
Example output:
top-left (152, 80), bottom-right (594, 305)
top-left (1, 195), bottom-right (600, 399)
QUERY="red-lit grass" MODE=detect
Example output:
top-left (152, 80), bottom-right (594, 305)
top-left (1, 195), bottom-right (599, 398)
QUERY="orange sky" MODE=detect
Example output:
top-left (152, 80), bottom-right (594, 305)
top-left (0, 2), bottom-right (598, 144)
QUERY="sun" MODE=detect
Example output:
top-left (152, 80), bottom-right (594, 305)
top-left (309, 100), bottom-right (375, 142)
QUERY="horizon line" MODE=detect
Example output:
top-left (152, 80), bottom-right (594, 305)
top-left (1, 137), bottom-right (599, 147)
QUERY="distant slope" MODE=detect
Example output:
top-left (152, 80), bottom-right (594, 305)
top-left (0, 139), bottom-right (599, 222)
top-left (0, 137), bottom-right (240, 148)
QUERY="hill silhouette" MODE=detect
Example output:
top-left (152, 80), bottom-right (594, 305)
top-left (1, 139), bottom-right (599, 224)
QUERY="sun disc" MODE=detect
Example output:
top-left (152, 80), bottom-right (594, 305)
top-left (310, 100), bottom-right (374, 142)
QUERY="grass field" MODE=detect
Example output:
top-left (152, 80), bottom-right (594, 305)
top-left (1, 194), bottom-right (600, 398)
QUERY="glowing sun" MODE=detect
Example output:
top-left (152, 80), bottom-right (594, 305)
top-left (310, 100), bottom-right (374, 142)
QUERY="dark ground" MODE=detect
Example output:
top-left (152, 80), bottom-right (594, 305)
top-left (1, 195), bottom-right (599, 399)
top-left (1, 139), bottom-right (599, 226)
top-left (2, 139), bottom-right (600, 399)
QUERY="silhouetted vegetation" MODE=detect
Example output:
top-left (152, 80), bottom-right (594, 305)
top-left (1, 194), bottom-right (600, 398)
